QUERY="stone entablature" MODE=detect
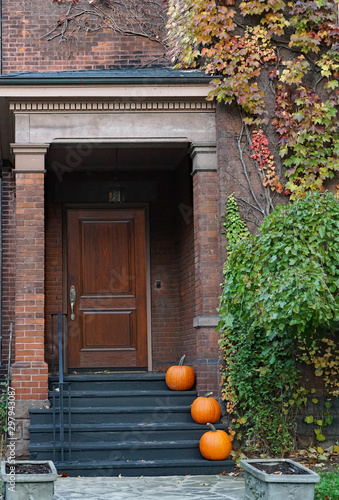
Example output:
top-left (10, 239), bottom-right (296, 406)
top-left (8, 94), bottom-right (216, 145)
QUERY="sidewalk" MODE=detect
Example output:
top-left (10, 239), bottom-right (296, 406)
top-left (54, 474), bottom-right (245, 499)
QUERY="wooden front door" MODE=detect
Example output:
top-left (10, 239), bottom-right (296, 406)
top-left (66, 208), bottom-right (148, 369)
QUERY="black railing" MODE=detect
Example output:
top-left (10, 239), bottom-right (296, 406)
top-left (50, 313), bottom-right (72, 462)
top-left (51, 313), bottom-right (68, 377)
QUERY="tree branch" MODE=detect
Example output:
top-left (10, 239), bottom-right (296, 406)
top-left (44, 0), bottom-right (168, 48)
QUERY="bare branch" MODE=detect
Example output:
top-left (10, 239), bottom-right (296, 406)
top-left (237, 119), bottom-right (267, 218)
top-left (44, 0), bottom-right (168, 49)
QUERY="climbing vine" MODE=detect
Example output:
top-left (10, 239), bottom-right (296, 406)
top-left (222, 193), bottom-right (250, 248)
top-left (167, 0), bottom-right (339, 202)
top-left (219, 191), bottom-right (339, 454)
top-left (49, 1), bottom-right (339, 202)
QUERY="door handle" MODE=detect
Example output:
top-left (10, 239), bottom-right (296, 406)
top-left (70, 285), bottom-right (76, 321)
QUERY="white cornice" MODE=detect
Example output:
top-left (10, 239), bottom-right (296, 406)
top-left (0, 83), bottom-right (212, 99)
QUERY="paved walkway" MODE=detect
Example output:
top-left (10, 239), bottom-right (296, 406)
top-left (54, 475), bottom-right (245, 499)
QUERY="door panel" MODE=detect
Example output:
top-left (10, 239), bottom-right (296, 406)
top-left (67, 208), bottom-right (147, 369)
top-left (81, 221), bottom-right (132, 295)
top-left (82, 311), bottom-right (135, 348)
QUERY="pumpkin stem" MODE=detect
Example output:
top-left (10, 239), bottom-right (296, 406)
top-left (207, 423), bottom-right (217, 432)
top-left (203, 392), bottom-right (213, 398)
top-left (178, 355), bottom-right (186, 366)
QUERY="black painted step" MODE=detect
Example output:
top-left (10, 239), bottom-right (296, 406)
top-left (48, 372), bottom-right (168, 392)
top-left (29, 373), bottom-right (234, 477)
top-left (52, 458), bottom-right (235, 477)
top-left (29, 422), bottom-right (226, 444)
top-left (47, 390), bottom-right (197, 407)
top-left (30, 405), bottom-right (192, 425)
top-left (29, 439), bottom-right (204, 461)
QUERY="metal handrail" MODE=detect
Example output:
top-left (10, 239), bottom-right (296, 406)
top-left (51, 313), bottom-right (68, 377)
top-left (50, 313), bottom-right (72, 462)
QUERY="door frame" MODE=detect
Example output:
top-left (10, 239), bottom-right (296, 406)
top-left (62, 203), bottom-right (152, 371)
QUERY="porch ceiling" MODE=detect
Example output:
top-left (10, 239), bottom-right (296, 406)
top-left (46, 142), bottom-right (191, 172)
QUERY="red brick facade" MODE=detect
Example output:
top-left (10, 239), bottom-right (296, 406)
top-left (149, 173), bottom-right (181, 369)
top-left (0, 0), bottom-right (224, 401)
top-left (193, 171), bottom-right (220, 317)
top-left (176, 161), bottom-right (196, 363)
top-left (45, 202), bottom-right (63, 368)
top-left (1, 0), bottom-right (166, 74)
top-left (191, 170), bottom-right (222, 393)
top-left (1, 168), bottom-right (16, 377)
top-left (11, 172), bottom-right (48, 400)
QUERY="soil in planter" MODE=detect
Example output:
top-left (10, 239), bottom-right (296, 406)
top-left (6, 463), bottom-right (51, 474)
top-left (251, 461), bottom-right (310, 475)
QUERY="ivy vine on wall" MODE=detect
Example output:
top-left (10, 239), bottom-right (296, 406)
top-left (219, 191), bottom-right (339, 454)
top-left (167, 0), bottom-right (339, 201)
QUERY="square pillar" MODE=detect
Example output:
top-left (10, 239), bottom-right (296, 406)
top-left (10, 144), bottom-right (49, 458)
top-left (190, 143), bottom-right (221, 394)
top-left (11, 144), bottom-right (49, 401)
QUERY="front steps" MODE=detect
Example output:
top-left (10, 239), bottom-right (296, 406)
top-left (29, 373), bottom-right (234, 477)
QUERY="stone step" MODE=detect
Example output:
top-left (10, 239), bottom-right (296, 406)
top-left (52, 458), bottom-right (235, 477)
top-left (47, 390), bottom-right (197, 408)
top-left (29, 422), bottom-right (224, 444)
top-left (29, 439), bottom-right (204, 461)
top-left (30, 405), bottom-right (193, 425)
top-left (48, 372), bottom-right (168, 392)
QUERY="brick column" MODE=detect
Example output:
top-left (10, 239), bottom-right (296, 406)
top-left (190, 143), bottom-right (221, 395)
top-left (10, 144), bottom-right (49, 458)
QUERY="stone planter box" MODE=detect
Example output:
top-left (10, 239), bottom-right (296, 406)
top-left (1, 460), bottom-right (57, 500)
top-left (240, 458), bottom-right (320, 500)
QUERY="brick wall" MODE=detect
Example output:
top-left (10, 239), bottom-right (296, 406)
top-left (1, 0), bottom-right (166, 74)
top-left (148, 171), bottom-right (181, 368)
top-left (175, 158), bottom-right (196, 365)
top-left (192, 169), bottom-right (221, 394)
top-left (1, 168), bottom-right (16, 374)
top-left (150, 232), bottom-right (181, 369)
top-left (11, 172), bottom-right (48, 400)
top-left (192, 170), bottom-right (220, 317)
top-left (45, 202), bottom-right (63, 368)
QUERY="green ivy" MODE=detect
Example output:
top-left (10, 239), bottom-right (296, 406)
top-left (0, 382), bottom-right (8, 434)
top-left (223, 193), bottom-right (250, 250)
top-left (219, 323), bottom-right (300, 454)
top-left (219, 191), bottom-right (339, 455)
top-left (222, 191), bottom-right (339, 342)
top-left (315, 468), bottom-right (339, 500)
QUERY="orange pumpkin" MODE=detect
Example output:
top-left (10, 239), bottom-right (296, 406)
top-left (199, 423), bottom-right (232, 461)
top-left (191, 392), bottom-right (221, 424)
top-left (165, 355), bottom-right (195, 391)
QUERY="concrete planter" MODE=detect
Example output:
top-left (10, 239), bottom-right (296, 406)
top-left (240, 458), bottom-right (320, 500)
top-left (1, 460), bottom-right (57, 500)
